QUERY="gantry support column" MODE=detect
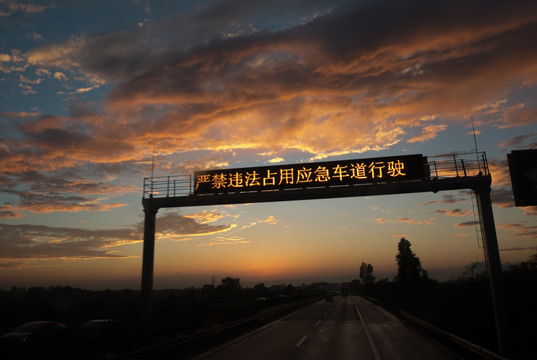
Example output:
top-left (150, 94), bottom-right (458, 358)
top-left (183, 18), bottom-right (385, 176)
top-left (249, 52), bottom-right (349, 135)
top-left (474, 187), bottom-right (510, 355)
top-left (140, 206), bottom-right (158, 323)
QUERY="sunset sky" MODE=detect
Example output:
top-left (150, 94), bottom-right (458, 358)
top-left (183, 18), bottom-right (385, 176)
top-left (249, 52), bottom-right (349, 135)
top-left (1, 0), bottom-right (536, 290)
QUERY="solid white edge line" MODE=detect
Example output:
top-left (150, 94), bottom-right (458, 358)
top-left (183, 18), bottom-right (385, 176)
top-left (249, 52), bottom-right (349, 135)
top-left (354, 297), bottom-right (382, 360)
top-left (296, 335), bottom-right (308, 347)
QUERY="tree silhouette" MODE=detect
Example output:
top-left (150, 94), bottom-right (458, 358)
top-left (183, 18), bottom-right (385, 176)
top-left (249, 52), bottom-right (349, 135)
top-left (359, 262), bottom-right (376, 285)
top-left (219, 277), bottom-right (241, 289)
top-left (395, 237), bottom-right (428, 286)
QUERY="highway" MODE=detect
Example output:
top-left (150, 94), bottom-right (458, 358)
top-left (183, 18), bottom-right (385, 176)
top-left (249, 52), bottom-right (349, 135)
top-left (190, 295), bottom-right (456, 360)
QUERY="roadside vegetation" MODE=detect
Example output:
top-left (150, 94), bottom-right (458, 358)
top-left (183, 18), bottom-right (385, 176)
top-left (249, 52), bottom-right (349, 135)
top-left (1, 238), bottom-right (535, 358)
top-left (354, 237), bottom-right (537, 359)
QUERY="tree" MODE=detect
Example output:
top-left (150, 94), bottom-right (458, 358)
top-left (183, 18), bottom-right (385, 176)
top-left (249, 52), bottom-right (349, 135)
top-left (219, 277), bottom-right (241, 289)
top-left (253, 283), bottom-right (268, 298)
top-left (359, 262), bottom-right (376, 284)
top-left (395, 237), bottom-right (428, 286)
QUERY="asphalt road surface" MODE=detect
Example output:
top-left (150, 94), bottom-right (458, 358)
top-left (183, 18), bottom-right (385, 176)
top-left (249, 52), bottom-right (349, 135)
top-left (190, 295), bottom-right (457, 360)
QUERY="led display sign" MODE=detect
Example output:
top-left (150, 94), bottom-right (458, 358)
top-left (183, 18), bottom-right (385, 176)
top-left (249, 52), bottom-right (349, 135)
top-left (507, 149), bottom-right (537, 207)
top-left (194, 154), bottom-right (427, 195)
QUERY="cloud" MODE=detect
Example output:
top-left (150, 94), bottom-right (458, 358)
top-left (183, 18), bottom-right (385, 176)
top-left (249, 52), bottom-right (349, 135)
top-left (435, 208), bottom-right (474, 217)
top-left (0, 170), bottom-right (136, 216)
top-left (53, 72), bottom-right (68, 82)
top-left (375, 217), bottom-right (435, 225)
top-left (490, 188), bottom-right (515, 208)
top-left (407, 124), bottom-right (448, 143)
top-left (498, 131), bottom-right (537, 150)
top-left (0, 111), bottom-right (41, 118)
top-left (499, 222), bottom-right (537, 238)
top-left (0, 204), bottom-right (21, 218)
top-left (2, 0), bottom-right (537, 220)
top-left (260, 215), bottom-right (278, 224)
top-left (455, 221), bottom-right (480, 227)
top-left (8, 0), bottom-right (535, 165)
top-left (0, 212), bottom-right (234, 264)
top-left (156, 211), bottom-right (234, 240)
top-left (441, 194), bottom-right (467, 204)
top-left (496, 103), bottom-right (537, 129)
top-left (416, 200), bottom-right (437, 206)
top-left (500, 246), bottom-right (537, 252)
top-left (0, 0), bottom-right (47, 17)
top-left (183, 209), bottom-right (225, 224)
top-left (0, 223), bottom-right (140, 262)
top-left (198, 236), bottom-right (251, 247)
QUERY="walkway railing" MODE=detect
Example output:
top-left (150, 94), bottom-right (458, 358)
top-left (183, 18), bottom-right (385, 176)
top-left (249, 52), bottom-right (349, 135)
top-left (143, 175), bottom-right (192, 199)
top-left (428, 152), bottom-right (489, 179)
top-left (143, 152), bottom-right (489, 199)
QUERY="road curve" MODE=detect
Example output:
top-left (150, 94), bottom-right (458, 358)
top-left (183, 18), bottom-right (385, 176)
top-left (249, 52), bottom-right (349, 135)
top-left (190, 295), bottom-right (456, 360)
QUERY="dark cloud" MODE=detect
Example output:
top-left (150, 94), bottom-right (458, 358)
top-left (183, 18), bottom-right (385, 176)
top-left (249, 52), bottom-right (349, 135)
top-left (0, 211), bottom-right (233, 261)
top-left (500, 246), bottom-right (537, 252)
top-left (455, 221), bottom-right (480, 227)
top-left (0, 223), bottom-right (138, 260)
top-left (498, 131), bottom-right (537, 150)
top-left (491, 188), bottom-right (515, 208)
top-left (435, 208), bottom-right (473, 217)
top-left (499, 222), bottom-right (537, 238)
top-left (442, 194), bottom-right (466, 204)
top-left (0, 169), bottom-right (133, 216)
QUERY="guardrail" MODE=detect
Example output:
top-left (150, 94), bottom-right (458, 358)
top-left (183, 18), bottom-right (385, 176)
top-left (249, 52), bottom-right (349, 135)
top-left (361, 295), bottom-right (507, 360)
top-left (114, 297), bottom-right (322, 359)
top-left (400, 311), bottom-right (509, 360)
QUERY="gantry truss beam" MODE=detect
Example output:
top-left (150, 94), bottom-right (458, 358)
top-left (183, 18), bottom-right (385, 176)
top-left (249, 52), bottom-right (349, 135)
top-left (142, 175), bottom-right (491, 211)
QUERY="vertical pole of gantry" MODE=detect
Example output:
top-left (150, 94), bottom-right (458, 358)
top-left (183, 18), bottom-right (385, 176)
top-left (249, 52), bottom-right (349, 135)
top-left (141, 206), bottom-right (158, 323)
top-left (474, 187), bottom-right (510, 355)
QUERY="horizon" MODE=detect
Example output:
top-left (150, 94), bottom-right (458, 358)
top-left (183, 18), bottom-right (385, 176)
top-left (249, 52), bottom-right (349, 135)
top-left (0, 258), bottom-right (509, 291)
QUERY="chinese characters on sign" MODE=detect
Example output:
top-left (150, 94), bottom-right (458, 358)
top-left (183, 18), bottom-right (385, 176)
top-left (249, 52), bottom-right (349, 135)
top-left (194, 154), bottom-right (427, 195)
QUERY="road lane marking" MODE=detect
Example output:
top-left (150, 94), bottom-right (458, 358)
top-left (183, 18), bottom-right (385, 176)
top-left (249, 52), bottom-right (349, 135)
top-left (191, 300), bottom-right (324, 359)
top-left (296, 335), bottom-right (308, 347)
top-left (315, 320), bottom-right (322, 327)
top-left (354, 299), bottom-right (382, 360)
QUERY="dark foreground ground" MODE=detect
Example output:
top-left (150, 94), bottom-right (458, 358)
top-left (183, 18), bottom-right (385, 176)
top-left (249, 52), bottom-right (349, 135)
top-left (0, 261), bottom-right (536, 359)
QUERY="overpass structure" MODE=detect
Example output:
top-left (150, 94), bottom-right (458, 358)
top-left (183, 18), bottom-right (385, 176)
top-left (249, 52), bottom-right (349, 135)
top-left (140, 152), bottom-right (509, 354)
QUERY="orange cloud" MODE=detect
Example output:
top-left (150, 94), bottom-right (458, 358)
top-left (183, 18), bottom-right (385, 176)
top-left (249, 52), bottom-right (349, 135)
top-left (2, 0), bottom-right (537, 221)
top-left (407, 125), bottom-right (447, 143)
top-left (375, 217), bottom-right (435, 225)
top-left (183, 209), bottom-right (225, 223)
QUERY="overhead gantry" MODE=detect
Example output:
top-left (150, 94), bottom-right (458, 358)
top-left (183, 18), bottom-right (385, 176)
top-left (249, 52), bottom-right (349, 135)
top-left (140, 152), bottom-right (509, 354)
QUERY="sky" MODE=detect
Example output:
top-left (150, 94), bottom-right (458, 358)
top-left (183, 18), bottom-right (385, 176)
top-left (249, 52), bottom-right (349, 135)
top-left (0, 0), bottom-right (536, 290)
